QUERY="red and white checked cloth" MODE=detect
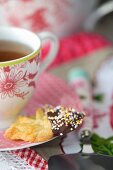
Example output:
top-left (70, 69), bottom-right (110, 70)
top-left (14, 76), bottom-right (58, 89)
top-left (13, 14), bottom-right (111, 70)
top-left (11, 148), bottom-right (48, 170)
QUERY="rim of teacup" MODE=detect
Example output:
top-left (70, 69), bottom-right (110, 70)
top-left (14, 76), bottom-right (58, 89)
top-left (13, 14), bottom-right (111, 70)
top-left (0, 26), bottom-right (41, 67)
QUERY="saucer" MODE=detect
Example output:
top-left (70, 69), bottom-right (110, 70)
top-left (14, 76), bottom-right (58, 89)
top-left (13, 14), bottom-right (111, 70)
top-left (0, 73), bottom-right (82, 151)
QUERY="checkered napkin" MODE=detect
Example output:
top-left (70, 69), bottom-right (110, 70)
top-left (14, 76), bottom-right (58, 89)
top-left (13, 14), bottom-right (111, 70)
top-left (11, 148), bottom-right (48, 170)
top-left (0, 148), bottom-right (48, 170)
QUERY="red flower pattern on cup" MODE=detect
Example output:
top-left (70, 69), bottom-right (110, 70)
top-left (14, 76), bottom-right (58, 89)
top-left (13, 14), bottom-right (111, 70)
top-left (0, 68), bottom-right (27, 99)
top-left (0, 58), bottom-right (39, 99)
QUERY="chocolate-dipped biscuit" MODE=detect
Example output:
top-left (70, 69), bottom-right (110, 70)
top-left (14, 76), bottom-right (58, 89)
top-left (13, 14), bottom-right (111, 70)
top-left (4, 105), bottom-right (85, 143)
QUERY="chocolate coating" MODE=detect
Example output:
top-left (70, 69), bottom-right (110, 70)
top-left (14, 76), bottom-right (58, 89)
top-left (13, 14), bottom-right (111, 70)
top-left (46, 106), bottom-right (85, 136)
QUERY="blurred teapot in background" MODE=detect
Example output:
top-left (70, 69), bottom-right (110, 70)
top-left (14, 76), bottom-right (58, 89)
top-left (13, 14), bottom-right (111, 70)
top-left (0, 0), bottom-right (99, 37)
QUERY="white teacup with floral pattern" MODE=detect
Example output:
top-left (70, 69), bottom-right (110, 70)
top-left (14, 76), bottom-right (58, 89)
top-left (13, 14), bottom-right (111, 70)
top-left (0, 26), bottom-right (59, 129)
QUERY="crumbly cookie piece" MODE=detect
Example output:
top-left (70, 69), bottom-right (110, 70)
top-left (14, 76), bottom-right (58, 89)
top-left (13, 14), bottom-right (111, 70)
top-left (4, 109), bottom-right (53, 143)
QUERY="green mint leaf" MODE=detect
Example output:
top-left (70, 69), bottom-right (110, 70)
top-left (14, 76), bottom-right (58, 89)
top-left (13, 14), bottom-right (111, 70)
top-left (91, 133), bottom-right (113, 156)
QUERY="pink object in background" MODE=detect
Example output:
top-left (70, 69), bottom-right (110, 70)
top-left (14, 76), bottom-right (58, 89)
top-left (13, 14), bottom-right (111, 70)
top-left (42, 32), bottom-right (112, 69)
top-left (0, 0), bottom-right (98, 37)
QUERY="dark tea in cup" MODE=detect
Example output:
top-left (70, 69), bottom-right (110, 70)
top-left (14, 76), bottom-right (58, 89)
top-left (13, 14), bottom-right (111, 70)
top-left (0, 41), bottom-right (33, 62)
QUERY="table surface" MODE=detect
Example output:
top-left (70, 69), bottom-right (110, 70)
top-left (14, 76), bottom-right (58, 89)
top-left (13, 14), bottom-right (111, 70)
top-left (50, 47), bottom-right (113, 80)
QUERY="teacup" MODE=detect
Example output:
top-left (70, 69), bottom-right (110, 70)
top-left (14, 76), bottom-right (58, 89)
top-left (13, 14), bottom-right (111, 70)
top-left (0, 26), bottom-right (59, 129)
